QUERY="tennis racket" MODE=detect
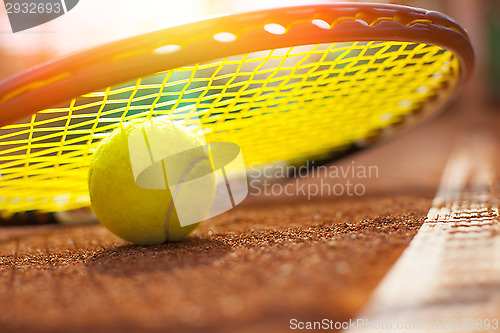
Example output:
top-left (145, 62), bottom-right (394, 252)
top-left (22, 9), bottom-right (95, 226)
top-left (0, 3), bottom-right (474, 220)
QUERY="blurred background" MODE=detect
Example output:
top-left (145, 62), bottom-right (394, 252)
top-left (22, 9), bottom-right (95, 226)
top-left (0, 0), bottom-right (498, 111)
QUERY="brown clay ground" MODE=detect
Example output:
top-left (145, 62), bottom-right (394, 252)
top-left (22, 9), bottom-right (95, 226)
top-left (0, 108), bottom-right (476, 333)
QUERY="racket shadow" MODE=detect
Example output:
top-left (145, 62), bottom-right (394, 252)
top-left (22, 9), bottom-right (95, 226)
top-left (85, 237), bottom-right (232, 277)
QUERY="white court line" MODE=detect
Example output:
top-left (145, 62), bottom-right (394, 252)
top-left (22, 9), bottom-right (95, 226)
top-left (347, 134), bottom-right (500, 332)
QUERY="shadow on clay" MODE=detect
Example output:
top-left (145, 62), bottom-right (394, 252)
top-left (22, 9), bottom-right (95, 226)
top-left (85, 236), bottom-right (232, 277)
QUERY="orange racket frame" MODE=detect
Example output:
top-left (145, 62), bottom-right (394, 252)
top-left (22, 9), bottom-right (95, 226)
top-left (0, 3), bottom-right (474, 126)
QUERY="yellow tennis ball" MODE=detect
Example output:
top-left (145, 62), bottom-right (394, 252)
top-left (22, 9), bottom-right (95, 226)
top-left (88, 117), bottom-right (216, 245)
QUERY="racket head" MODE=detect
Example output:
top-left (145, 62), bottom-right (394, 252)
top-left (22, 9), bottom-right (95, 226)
top-left (0, 3), bottom-right (474, 215)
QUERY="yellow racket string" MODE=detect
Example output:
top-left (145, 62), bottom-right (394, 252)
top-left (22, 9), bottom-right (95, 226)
top-left (0, 41), bottom-right (459, 214)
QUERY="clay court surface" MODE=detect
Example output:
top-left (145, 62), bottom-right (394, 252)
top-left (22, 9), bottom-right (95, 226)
top-left (1, 105), bottom-right (496, 333)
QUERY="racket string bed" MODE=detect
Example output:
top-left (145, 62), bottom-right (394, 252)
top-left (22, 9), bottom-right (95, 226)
top-left (0, 4), bottom-right (473, 214)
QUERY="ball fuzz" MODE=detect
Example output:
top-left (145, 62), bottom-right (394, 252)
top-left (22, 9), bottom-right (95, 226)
top-left (88, 118), bottom-right (215, 245)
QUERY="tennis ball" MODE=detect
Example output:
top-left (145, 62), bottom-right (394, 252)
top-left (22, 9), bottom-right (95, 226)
top-left (88, 117), bottom-right (216, 245)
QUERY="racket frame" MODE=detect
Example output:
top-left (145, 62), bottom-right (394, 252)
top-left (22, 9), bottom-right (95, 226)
top-left (0, 3), bottom-right (474, 127)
